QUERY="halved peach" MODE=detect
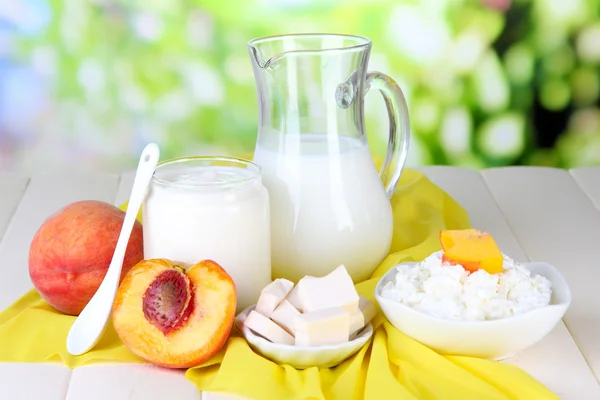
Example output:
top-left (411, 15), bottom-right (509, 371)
top-left (112, 258), bottom-right (236, 368)
top-left (440, 229), bottom-right (503, 274)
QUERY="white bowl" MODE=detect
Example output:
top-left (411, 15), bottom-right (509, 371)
top-left (375, 261), bottom-right (571, 360)
top-left (235, 305), bottom-right (373, 369)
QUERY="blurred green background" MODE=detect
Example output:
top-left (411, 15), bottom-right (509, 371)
top-left (1, 0), bottom-right (600, 173)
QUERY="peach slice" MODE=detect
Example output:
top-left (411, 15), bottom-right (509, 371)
top-left (441, 253), bottom-right (482, 273)
top-left (112, 258), bottom-right (236, 368)
top-left (439, 229), bottom-right (481, 252)
top-left (439, 229), bottom-right (503, 274)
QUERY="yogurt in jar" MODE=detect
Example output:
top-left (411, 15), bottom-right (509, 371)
top-left (142, 156), bottom-right (271, 311)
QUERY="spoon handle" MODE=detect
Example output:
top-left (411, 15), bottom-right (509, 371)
top-left (105, 144), bottom-right (160, 284)
top-left (66, 143), bottom-right (160, 356)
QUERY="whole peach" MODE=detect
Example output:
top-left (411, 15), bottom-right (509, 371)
top-left (28, 200), bottom-right (144, 315)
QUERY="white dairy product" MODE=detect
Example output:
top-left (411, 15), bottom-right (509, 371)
top-left (244, 310), bottom-right (294, 345)
top-left (294, 307), bottom-right (351, 346)
top-left (380, 251), bottom-right (553, 321)
top-left (350, 295), bottom-right (377, 335)
top-left (253, 135), bottom-right (393, 283)
top-left (249, 267), bottom-right (377, 346)
top-left (349, 310), bottom-right (365, 335)
top-left (270, 299), bottom-right (301, 335)
top-left (142, 158), bottom-right (271, 312)
top-left (255, 278), bottom-right (294, 318)
top-left (285, 283), bottom-right (304, 312)
top-left (297, 265), bottom-right (359, 313)
top-left (285, 275), bottom-right (316, 312)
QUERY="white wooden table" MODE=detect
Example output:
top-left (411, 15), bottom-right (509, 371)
top-left (1, 166), bottom-right (599, 399)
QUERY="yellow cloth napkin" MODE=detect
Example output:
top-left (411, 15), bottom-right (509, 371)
top-left (0, 168), bottom-right (558, 400)
top-left (183, 169), bottom-right (558, 400)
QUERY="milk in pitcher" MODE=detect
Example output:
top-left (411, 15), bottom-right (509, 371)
top-left (253, 134), bottom-right (393, 283)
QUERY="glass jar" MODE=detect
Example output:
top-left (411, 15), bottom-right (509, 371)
top-left (142, 156), bottom-right (271, 311)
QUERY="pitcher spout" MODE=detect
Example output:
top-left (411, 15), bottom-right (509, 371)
top-left (247, 40), bottom-right (289, 70)
top-left (248, 44), bottom-right (271, 69)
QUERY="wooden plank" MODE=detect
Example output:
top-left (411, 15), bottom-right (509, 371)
top-left (482, 166), bottom-right (600, 385)
top-left (417, 166), bottom-right (600, 399)
top-left (570, 167), bottom-right (600, 211)
top-left (0, 171), bottom-right (120, 311)
top-left (1, 167), bottom-right (596, 400)
top-left (0, 176), bottom-right (73, 400)
top-left (0, 171), bottom-right (120, 400)
top-left (66, 364), bottom-right (202, 400)
top-left (0, 363), bottom-right (71, 400)
top-left (114, 170), bottom-right (136, 207)
top-left (0, 172), bottom-right (29, 240)
top-left (415, 166), bottom-right (527, 260)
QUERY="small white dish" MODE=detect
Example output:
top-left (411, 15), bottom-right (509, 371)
top-left (375, 261), bottom-right (571, 360)
top-left (235, 305), bottom-right (373, 369)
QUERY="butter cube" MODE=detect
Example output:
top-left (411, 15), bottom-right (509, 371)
top-left (294, 307), bottom-right (351, 346)
top-left (285, 275), bottom-right (315, 312)
top-left (297, 265), bottom-right (359, 313)
top-left (349, 310), bottom-right (365, 335)
top-left (244, 310), bottom-right (294, 345)
top-left (255, 278), bottom-right (294, 317)
top-left (350, 296), bottom-right (377, 335)
top-left (270, 299), bottom-right (301, 335)
top-left (285, 285), bottom-right (303, 312)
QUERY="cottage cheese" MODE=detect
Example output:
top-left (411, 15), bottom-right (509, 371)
top-left (380, 251), bottom-right (552, 321)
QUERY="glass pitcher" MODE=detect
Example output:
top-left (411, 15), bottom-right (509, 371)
top-left (248, 33), bottom-right (410, 283)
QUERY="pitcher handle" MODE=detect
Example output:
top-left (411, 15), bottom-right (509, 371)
top-left (365, 72), bottom-right (411, 198)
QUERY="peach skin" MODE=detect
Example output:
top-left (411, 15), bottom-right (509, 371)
top-left (29, 200), bottom-right (143, 315)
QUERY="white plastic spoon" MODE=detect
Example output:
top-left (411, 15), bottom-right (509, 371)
top-left (66, 142), bottom-right (160, 356)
